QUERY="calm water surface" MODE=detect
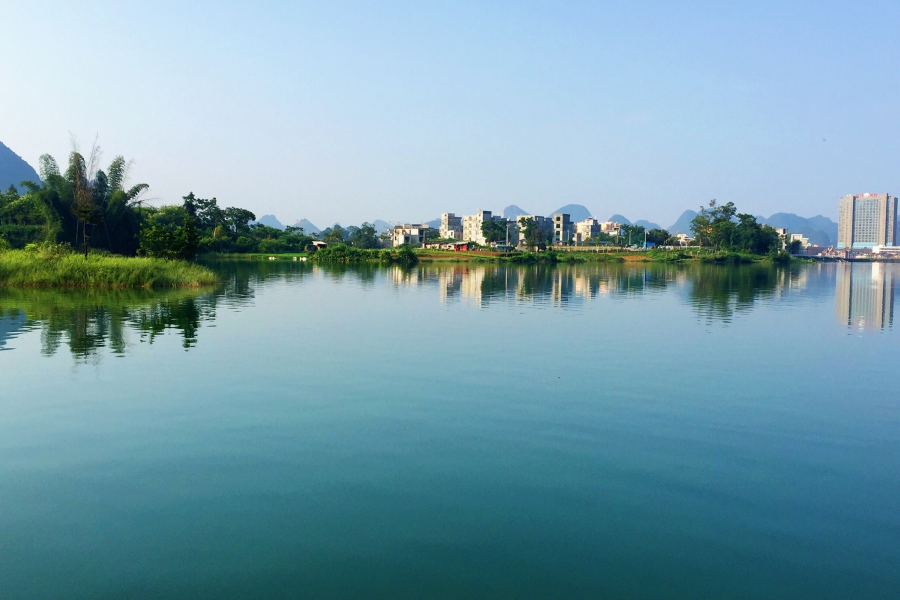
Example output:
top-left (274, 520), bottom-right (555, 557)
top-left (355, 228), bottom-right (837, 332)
top-left (1, 261), bottom-right (898, 599)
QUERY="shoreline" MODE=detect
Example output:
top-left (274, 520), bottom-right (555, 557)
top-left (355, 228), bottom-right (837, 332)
top-left (205, 248), bottom-right (810, 265)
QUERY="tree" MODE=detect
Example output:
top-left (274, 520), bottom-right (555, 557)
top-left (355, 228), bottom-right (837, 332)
top-left (646, 228), bottom-right (670, 247)
top-left (1, 143), bottom-right (150, 254)
top-left (520, 217), bottom-right (546, 250)
top-left (481, 218), bottom-right (508, 243)
top-left (349, 223), bottom-right (380, 249)
top-left (323, 226), bottom-right (346, 244)
top-left (139, 206), bottom-right (200, 260)
top-left (223, 207), bottom-right (255, 236)
top-left (67, 151), bottom-right (100, 258)
top-left (691, 200), bottom-right (736, 249)
top-left (619, 224), bottom-right (645, 247)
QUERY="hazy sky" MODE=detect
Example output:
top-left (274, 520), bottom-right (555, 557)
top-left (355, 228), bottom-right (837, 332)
top-left (2, 0), bottom-right (898, 227)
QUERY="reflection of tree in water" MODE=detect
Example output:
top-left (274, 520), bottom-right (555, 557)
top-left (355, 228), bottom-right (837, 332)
top-left (0, 309), bottom-right (30, 352)
top-left (0, 288), bottom-right (216, 359)
top-left (1, 259), bottom-right (323, 360)
top-left (421, 261), bottom-right (799, 321)
top-left (687, 264), bottom-right (801, 322)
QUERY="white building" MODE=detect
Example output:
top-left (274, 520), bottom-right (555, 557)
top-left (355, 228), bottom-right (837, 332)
top-left (463, 210), bottom-right (494, 245)
top-left (599, 221), bottom-right (622, 235)
top-left (392, 224), bottom-right (430, 247)
top-left (439, 213), bottom-right (463, 239)
top-left (574, 218), bottom-right (603, 243)
top-left (838, 193), bottom-right (898, 249)
top-left (790, 233), bottom-right (810, 249)
top-left (774, 228), bottom-right (789, 250)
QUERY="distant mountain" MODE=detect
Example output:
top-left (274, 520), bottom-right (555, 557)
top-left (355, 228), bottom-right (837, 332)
top-left (668, 210), bottom-right (698, 235)
top-left (0, 141), bottom-right (40, 193)
top-left (608, 214), bottom-right (632, 225)
top-left (294, 218), bottom-right (320, 234)
top-left (503, 205), bottom-right (529, 219)
top-left (634, 219), bottom-right (662, 230)
top-left (372, 220), bottom-right (391, 234)
top-left (757, 213), bottom-right (837, 246)
top-left (425, 217), bottom-right (441, 228)
top-left (255, 214), bottom-right (285, 230)
top-left (552, 204), bottom-right (592, 222)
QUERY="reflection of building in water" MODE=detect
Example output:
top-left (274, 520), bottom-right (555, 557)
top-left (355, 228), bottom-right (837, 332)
top-left (438, 267), bottom-right (463, 303)
top-left (460, 266), bottom-right (488, 306)
top-left (552, 269), bottom-right (603, 305)
top-left (835, 263), bottom-right (895, 330)
top-left (390, 266), bottom-right (425, 288)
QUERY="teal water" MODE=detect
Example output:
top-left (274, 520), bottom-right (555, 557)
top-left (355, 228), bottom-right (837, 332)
top-left (1, 261), bottom-right (898, 599)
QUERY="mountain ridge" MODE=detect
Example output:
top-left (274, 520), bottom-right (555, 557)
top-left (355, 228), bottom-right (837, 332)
top-left (255, 214), bottom-right (286, 230)
top-left (552, 204), bottom-right (592, 222)
top-left (0, 141), bottom-right (40, 193)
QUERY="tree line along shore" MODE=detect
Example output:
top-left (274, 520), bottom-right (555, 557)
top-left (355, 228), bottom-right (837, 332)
top-left (1, 144), bottom-right (800, 288)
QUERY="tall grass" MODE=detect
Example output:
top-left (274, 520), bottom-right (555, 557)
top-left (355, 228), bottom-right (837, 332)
top-left (0, 248), bottom-right (216, 288)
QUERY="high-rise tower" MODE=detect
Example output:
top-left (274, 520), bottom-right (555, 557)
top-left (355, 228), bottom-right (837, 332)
top-left (837, 193), bottom-right (897, 249)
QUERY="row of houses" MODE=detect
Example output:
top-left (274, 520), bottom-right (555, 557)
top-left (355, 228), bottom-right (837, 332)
top-left (389, 214), bottom-right (818, 253)
top-left (392, 211), bottom-right (631, 248)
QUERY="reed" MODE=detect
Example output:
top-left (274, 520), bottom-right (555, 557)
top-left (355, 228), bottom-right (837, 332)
top-left (0, 248), bottom-right (216, 288)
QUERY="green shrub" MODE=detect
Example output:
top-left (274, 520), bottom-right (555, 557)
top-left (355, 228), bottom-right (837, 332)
top-left (310, 243), bottom-right (379, 263)
top-left (394, 246), bottom-right (418, 267)
top-left (701, 251), bottom-right (754, 265)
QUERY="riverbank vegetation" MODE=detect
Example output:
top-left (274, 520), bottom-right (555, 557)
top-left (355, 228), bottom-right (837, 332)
top-left (0, 244), bottom-right (215, 288)
top-left (309, 243), bottom-right (419, 266)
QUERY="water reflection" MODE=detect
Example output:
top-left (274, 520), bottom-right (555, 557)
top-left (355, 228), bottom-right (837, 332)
top-left (427, 264), bottom-right (684, 307)
top-left (0, 310), bottom-right (28, 351)
top-left (0, 288), bottom-right (216, 359)
top-left (835, 262), bottom-right (895, 330)
top-left (3, 261), bottom-right (892, 359)
top-left (424, 262), bottom-right (813, 321)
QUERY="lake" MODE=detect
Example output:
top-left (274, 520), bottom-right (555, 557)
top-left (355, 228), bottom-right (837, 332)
top-left (1, 260), bottom-right (898, 599)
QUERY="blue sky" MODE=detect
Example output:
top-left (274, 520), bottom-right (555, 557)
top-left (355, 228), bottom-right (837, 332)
top-left (2, 0), bottom-right (897, 227)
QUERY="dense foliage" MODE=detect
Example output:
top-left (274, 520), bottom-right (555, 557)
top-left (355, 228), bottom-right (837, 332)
top-left (481, 218), bottom-right (510, 243)
top-left (0, 151), bottom-right (148, 255)
top-left (309, 243), bottom-right (418, 266)
top-left (691, 200), bottom-right (782, 254)
top-left (0, 145), bottom-right (331, 258)
top-left (519, 217), bottom-right (547, 250)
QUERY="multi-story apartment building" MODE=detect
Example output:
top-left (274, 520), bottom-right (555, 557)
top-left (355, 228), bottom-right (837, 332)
top-left (574, 217), bottom-right (603, 243)
top-left (553, 213), bottom-right (574, 244)
top-left (837, 193), bottom-right (898, 249)
top-left (462, 210), bottom-right (493, 245)
top-left (391, 224), bottom-right (429, 247)
top-left (439, 213), bottom-right (463, 239)
top-left (515, 215), bottom-right (554, 245)
top-left (599, 221), bottom-right (622, 235)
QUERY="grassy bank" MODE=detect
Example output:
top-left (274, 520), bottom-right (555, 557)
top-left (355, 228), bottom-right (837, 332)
top-left (0, 249), bottom-right (216, 288)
